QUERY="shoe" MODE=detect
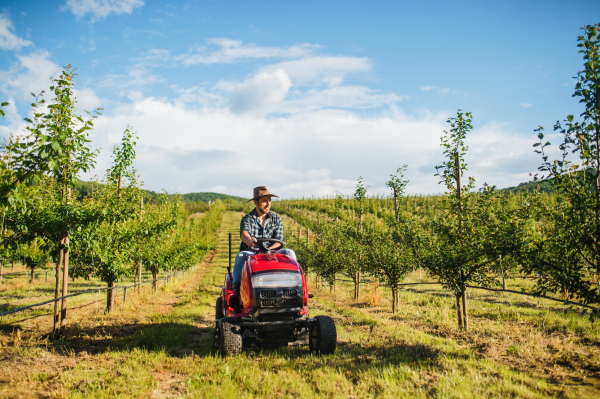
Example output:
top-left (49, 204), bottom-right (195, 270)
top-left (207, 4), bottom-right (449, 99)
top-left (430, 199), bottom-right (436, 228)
top-left (229, 294), bottom-right (243, 312)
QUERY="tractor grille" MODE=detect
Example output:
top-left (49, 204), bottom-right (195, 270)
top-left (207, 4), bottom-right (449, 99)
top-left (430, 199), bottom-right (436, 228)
top-left (282, 289), bottom-right (297, 297)
top-left (262, 299), bottom-right (276, 307)
top-left (260, 290), bottom-right (276, 298)
top-left (282, 298), bottom-right (298, 307)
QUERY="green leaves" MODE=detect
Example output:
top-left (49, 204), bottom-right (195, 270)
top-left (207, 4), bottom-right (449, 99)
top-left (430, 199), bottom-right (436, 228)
top-left (525, 23), bottom-right (600, 308)
top-left (435, 110), bottom-right (474, 193)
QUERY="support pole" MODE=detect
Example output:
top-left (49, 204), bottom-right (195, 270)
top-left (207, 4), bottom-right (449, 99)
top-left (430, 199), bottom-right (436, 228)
top-left (228, 233), bottom-right (233, 281)
top-left (60, 233), bottom-right (69, 338)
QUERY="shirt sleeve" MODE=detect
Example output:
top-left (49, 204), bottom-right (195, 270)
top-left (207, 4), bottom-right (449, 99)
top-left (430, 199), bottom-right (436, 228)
top-left (272, 214), bottom-right (284, 241)
top-left (239, 214), bottom-right (252, 251)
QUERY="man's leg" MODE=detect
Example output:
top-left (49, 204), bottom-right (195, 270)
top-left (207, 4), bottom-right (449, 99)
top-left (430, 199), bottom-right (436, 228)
top-left (232, 250), bottom-right (254, 293)
top-left (276, 248), bottom-right (297, 261)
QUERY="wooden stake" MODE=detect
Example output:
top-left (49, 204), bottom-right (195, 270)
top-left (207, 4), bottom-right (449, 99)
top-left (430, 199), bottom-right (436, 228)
top-left (59, 233), bottom-right (70, 337)
top-left (456, 293), bottom-right (463, 330)
top-left (462, 290), bottom-right (468, 331)
top-left (52, 243), bottom-right (63, 340)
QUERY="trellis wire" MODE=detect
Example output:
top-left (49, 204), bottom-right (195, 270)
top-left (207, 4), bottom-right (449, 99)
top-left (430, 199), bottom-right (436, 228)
top-left (0, 270), bottom-right (184, 319)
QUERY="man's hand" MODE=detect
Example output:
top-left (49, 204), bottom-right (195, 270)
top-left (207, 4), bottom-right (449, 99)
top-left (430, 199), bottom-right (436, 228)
top-left (269, 242), bottom-right (282, 250)
top-left (241, 231), bottom-right (257, 248)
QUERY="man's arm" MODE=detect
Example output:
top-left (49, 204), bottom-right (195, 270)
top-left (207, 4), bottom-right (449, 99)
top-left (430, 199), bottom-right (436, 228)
top-left (241, 230), bottom-right (257, 249)
top-left (269, 214), bottom-right (284, 250)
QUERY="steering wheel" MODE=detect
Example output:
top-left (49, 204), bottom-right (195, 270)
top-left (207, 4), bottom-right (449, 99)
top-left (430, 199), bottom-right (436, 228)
top-left (249, 238), bottom-right (286, 254)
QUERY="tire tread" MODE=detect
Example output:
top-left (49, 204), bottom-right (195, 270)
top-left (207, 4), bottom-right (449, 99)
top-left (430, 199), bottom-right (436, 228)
top-left (219, 317), bottom-right (242, 356)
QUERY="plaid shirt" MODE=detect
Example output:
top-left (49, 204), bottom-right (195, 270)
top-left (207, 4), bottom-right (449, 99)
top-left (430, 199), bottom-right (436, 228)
top-left (239, 209), bottom-right (284, 251)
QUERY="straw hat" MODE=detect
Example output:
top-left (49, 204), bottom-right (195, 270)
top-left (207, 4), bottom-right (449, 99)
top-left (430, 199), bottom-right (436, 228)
top-left (247, 186), bottom-right (280, 202)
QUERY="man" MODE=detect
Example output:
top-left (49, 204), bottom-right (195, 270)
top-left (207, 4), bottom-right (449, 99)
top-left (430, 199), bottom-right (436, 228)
top-left (229, 186), bottom-right (296, 310)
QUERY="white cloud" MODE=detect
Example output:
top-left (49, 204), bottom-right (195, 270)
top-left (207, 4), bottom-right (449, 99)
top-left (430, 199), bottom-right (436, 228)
top-left (0, 51), bottom-right (62, 101)
top-left (0, 13), bottom-right (32, 50)
top-left (230, 69), bottom-right (292, 115)
top-left (74, 87), bottom-right (102, 111)
top-left (81, 92), bottom-right (544, 198)
top-left (466, 123), bottom-right (556, 189)
top-left (262, 56), bottom-right (372, 83)
top-left (100, 64), bottom-right (162, 92)
top-left (283, 85), bottom-right (404, 113)
top-left (420, 85), bottom-right (451, 97)
top-left (521, 103), bottom-right (532, 107)
top-left (0, 99), bottom-right (27, 138)
top-left (63, 0), bottom-right (144, 20)
top-left (177, 38), bottom-right (319, 66)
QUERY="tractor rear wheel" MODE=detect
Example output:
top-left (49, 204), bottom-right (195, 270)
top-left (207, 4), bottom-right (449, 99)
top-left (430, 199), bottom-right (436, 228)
top-left (215, 297), bottom-right (224, 328)
top-left (309, 315), bottom-right (337, 354)
top-left (219, 317), bottom-right (242, 356)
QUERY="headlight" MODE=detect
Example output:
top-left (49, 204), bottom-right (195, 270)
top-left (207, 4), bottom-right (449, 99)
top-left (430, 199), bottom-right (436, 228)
top-left (252, 272), bottom-right (302, 288)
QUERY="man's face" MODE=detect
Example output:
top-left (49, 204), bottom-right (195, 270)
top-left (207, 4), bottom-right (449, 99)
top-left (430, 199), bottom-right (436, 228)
top-left (254, 196), bottom-right (271, 214)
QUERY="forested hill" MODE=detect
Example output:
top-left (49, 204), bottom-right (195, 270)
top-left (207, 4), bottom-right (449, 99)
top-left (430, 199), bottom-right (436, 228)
top-left (75, 180), bottom-right (246, 203)
top-left (501, 179), bottom-right (552, 194)
top-left (181, 192), bottom-right (246, 202)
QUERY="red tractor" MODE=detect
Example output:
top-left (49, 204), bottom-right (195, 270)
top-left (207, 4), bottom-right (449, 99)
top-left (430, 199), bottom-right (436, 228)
top-left (215, 235), bottom-right (337, 356)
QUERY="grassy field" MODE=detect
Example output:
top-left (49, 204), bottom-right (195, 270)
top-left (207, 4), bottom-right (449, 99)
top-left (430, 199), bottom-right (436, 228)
top-left (0, 211), bottom-right (599, 398)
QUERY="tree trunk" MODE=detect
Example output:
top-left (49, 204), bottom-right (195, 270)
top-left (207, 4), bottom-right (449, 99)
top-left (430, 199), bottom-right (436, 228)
top-left (393, 188), bottom-right (399, 223)
top-left (152, 270), bottom-right (158, 292)
top-left (59, 233), bottom-right (70, 338)
top-left (52, 246), bottom-right (64, 340)
top-left (455, 293), bottom-right (463, 330)
top-left (0, 262), bottom-right (3, 286)
top-left (500, 256), bottom-right (507, 290)
top-left (30, 268), bottom-right (34, 283)
top-left (11, 257), bottom-right (14, 270)
top-left (391, 286), bottom-right (397, 313)
top-left (137, 261), bottom-right (142, 295)
top-left (138, 197), bottom-right (144, 294)
top-left (107, 281), bottom-right (115, 312)
top-left (462, 290), bottom-right (468, 332)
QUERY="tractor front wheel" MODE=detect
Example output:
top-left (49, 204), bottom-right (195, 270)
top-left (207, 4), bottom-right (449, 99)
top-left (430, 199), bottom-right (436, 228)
top-left (309, 315), bottom-right (337, 354)
top-left (215, 297), bottom-right (224, 328)
top-left (219, 317), bottom-right (242, 356)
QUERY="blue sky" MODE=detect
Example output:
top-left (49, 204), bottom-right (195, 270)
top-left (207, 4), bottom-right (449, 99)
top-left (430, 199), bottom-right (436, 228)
top-left (0, 0), bottom-right (598, 197)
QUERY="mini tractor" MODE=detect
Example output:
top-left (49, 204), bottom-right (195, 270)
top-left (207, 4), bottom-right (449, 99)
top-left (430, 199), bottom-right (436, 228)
top-left (215, 235), bottom-right (337, 355)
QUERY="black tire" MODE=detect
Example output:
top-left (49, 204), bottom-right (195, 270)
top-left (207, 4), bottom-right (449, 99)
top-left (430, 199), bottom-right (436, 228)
top-left (219, 317), bottom-right (242, 356)
top-left (215, 297), bottom-right (224, 327)
top-left (309, 315), bottom-right (337, 355)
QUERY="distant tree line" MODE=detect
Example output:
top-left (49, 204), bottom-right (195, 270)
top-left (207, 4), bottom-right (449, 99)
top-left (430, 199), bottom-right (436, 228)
top-left (75, 180), bottom-right (246, 204)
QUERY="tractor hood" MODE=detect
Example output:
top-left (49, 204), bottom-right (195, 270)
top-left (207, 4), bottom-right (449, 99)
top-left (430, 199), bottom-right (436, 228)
top-left (240, 253), bottom-right (308, 314)
top-left (247, 254), bottom-right (302, 275)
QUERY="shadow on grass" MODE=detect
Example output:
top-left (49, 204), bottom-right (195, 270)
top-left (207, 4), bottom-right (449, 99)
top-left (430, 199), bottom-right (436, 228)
top-left (53, 319), bottom-right (453, 372)
top-left (61, 321), bottom-right (215, 358)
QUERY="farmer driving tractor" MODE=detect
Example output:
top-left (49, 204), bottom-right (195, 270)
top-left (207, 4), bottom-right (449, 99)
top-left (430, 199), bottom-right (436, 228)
top-left (228, 186), bottom-right (296, 310)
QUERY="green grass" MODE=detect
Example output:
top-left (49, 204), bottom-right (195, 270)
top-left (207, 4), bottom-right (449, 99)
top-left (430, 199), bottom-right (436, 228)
top-left (0, 211), bottom-right (598, 398)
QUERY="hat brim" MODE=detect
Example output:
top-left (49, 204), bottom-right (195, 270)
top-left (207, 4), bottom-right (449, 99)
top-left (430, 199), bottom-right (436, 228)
top-left (246, 194), bottom-right (280, 202)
